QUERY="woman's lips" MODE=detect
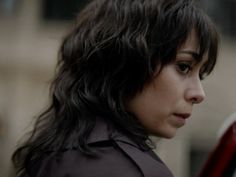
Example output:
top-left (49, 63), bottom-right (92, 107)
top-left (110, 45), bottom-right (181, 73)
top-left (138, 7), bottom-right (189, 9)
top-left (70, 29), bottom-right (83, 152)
top-left (173, 113), bottom-right (191, 119)
top-left (173, 113), bottom-right (191, 126)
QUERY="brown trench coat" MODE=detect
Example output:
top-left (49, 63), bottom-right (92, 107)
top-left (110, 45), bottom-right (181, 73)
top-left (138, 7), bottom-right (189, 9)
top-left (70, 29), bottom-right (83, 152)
top-left (25, 119), bottom-right (174, 177)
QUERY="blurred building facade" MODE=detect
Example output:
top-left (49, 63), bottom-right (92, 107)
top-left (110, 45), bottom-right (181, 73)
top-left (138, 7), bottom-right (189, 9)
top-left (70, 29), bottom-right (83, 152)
top-left (0, 0), bottom-right (235, 177)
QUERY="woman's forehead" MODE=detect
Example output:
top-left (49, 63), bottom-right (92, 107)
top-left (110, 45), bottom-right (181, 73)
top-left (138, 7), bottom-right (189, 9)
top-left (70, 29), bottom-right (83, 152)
top-left (177, 29), bottom-right (211, 62)
top-left (178, 29), bottom-right (200, 53)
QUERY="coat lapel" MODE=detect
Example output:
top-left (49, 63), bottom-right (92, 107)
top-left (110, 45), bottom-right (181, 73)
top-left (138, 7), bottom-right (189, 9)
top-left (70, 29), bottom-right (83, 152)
top-left (114, 138), bottom-right (173, 177)
top-left (87, 118), bottom-right (174, 177)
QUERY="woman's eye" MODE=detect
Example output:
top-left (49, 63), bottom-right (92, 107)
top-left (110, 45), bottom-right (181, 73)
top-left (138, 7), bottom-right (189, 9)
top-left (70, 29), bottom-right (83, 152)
top-left (176, 63), bottom-right (192, 74)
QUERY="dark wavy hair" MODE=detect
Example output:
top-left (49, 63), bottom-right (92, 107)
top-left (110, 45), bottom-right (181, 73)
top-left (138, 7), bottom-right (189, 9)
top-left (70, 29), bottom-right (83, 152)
top-left (12, 0), bottom-right (219, 176)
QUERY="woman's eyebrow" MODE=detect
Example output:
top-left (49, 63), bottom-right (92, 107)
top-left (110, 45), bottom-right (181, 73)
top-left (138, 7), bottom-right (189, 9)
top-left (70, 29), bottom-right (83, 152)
top-left (178, 50), bottom-right (201, 61)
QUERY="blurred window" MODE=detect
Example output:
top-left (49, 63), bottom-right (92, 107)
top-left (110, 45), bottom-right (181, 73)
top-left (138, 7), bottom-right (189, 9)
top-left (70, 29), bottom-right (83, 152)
top-left (42, 0), bottom-right (236, 36)
top-left (199, 0), bottom-right (236, 38)
top-left (0, 0), bottom-right (17, 15)
top-left (42, 0), bottom-right (88, 21)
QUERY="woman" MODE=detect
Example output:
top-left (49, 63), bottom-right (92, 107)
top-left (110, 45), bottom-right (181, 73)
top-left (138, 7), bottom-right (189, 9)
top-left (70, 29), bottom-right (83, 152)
top-left (12, 0), bottom-right (219, 176)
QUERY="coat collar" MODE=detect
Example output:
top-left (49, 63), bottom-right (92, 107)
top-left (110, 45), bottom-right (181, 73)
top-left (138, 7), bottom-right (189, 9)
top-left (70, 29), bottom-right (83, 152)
top-left (87, 117), bottom-right (111, 144)
top-left (87, 117), bottom-right (174, 177)
top-left (87, 117), bottom-right (143, 148)
top-left (115, 140), bottom-right (174, 177)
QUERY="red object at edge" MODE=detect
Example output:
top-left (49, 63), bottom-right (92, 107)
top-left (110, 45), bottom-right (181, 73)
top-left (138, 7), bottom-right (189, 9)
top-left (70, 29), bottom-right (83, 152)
top-left (198, 122), bottom-right (236, 177)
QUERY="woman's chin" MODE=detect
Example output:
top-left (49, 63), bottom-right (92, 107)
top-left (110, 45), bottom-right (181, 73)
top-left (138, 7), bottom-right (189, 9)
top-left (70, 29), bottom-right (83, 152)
top-left (150, 130), bottom-right (177, 139)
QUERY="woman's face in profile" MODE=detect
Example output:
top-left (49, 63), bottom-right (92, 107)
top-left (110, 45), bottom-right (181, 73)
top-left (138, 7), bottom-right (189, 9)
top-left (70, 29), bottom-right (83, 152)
top-left (127, 30), bottom-right (208, 138)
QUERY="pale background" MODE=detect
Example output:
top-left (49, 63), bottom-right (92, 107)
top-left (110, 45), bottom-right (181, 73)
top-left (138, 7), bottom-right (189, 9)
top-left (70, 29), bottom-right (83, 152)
top-left (0, 0), bottom-right (235, 177)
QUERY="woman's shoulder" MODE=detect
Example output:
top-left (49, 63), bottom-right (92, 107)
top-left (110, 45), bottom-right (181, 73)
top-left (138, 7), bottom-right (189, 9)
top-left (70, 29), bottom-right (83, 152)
top-left (27, 118), bottom-right (173, 177)
top-left (30, 141), bottom-right (143, 177)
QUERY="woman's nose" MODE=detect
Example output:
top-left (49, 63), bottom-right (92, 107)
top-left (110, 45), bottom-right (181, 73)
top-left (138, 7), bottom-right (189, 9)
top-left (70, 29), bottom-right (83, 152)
top-left (186, 79), bottom-right (206, 104)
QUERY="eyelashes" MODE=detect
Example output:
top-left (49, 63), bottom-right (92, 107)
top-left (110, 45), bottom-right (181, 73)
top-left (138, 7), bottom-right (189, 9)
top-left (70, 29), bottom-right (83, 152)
top-left (175, 62), bottom-right (207, 80)
top-left (176, 62), bottom-right (193, 75)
